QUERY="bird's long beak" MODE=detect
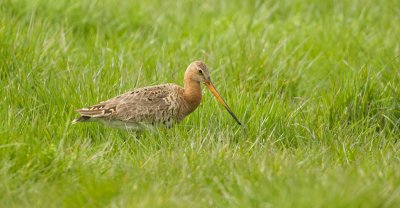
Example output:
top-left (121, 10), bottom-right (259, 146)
top-left (204, 81), bottom-right (242, 126)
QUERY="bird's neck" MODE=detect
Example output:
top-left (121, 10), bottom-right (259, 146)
top-left (183, 78), bottom-right (202, 111)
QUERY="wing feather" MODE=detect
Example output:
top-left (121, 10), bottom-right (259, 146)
top-left (74, 84), bottom-right (183, 124)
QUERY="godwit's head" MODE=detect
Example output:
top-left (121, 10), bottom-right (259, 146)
top-left (185, 61), bottom-right (242, 126)
top-left (185, 61), bottom-right (211, 83)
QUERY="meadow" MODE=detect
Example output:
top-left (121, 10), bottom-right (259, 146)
top-left (1, 0), bottom-right (399, 207)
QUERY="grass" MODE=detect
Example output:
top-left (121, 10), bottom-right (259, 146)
top-left (1, 0), bottom-right (399, 207)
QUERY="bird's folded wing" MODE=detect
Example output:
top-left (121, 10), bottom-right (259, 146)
top-left (76, 84), bottom-right (181, 122)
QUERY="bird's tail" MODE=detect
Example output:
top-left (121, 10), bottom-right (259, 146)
top-left (72, 116), bottom-right (91, 124)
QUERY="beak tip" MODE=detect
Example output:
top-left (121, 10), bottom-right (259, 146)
top-left (204, 80), bottom-right (242, 127)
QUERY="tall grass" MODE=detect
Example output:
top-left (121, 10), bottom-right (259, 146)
top-left (1, 0), bottom-right (399, 207)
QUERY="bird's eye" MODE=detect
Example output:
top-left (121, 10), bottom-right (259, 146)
top-left (198, 70), bottom-right (203, 74)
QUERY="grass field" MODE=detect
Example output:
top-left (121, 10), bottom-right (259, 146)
top-left (1, 0), bottom-right (399, 207)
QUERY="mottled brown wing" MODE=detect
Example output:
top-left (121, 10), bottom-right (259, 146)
top-left (75, 84), bottom-right (182, 124)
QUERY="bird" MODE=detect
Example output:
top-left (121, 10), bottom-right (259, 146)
top-left (72, 61), bottom-right (242, 130)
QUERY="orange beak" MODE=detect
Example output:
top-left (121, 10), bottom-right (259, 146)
top-left (204, 81), bottom-right (242, 126)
